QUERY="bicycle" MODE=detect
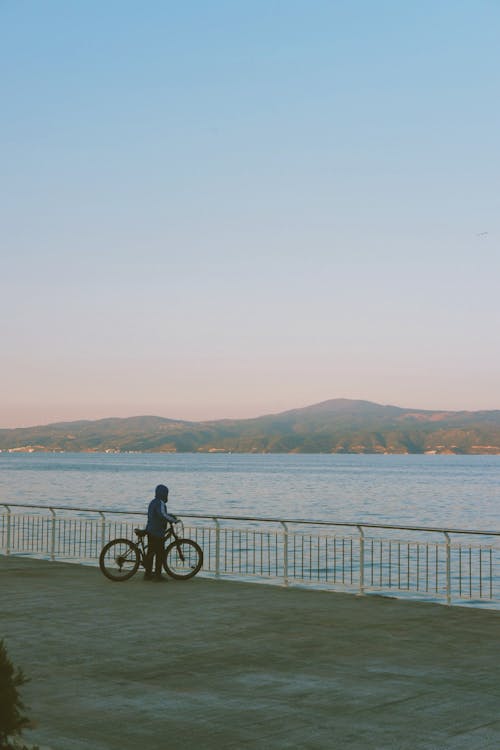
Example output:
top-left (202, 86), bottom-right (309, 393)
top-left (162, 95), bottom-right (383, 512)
top-left (99, 519), bottom-right (203, 582)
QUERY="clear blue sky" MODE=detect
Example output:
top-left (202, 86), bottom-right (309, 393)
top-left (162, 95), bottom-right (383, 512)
top-left (1, 1), bottom-right (499, 427)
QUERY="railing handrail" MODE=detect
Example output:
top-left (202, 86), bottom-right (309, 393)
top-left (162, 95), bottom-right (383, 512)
top-left (2, 502), bottom-right (500, 538)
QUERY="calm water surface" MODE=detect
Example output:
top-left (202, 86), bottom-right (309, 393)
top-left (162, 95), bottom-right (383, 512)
top-left (1, 453), bottom-right (499, 530)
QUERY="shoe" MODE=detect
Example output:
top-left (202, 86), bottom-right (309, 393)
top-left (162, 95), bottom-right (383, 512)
top-left (152, 575), bottom-right (168, 582)
top-left (143, 573), bottom-right (153, 581)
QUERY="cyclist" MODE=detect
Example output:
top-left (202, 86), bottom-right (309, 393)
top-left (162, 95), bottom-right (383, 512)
top-left (144, 484), bottom-right (177, 582)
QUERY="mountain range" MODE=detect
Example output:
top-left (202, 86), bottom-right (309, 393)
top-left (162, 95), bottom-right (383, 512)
top-left (1, 399), bottom-right (500, 454)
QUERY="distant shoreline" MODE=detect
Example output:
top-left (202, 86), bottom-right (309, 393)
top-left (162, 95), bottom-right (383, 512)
top-left (2, 447), bottom-right (500, 456)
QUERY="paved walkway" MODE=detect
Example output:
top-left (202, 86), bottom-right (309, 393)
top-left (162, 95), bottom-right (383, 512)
top-left (1, 555), bottom-right (500, 750)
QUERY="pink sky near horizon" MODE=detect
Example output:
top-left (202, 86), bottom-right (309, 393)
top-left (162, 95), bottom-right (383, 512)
top-left (3, 385), bottom-right (500, 430)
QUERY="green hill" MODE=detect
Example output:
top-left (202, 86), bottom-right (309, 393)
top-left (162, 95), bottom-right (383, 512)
top-left (1, 399), bottom-right (500, 454)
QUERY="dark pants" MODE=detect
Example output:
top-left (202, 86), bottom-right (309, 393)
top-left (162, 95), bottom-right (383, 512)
top-left (145, 533), bottom-right (164, 577)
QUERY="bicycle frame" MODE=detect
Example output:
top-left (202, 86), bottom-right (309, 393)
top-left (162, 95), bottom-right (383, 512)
top-left (134, 522), bottom-right (182, 566)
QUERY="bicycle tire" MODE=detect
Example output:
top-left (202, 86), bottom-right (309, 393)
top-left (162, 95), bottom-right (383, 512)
top-left (163, 538), bottom-right (203, 580)
top-left (99, 538), bottom-right (141, 581)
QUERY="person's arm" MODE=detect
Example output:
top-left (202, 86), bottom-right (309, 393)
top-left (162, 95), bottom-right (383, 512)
top-left (159, 500), bottom-right (178, 524)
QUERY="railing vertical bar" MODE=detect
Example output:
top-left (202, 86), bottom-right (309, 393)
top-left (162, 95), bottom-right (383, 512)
top-left (388, 542), bottom-right (392, 588)
top-left (407, 542), bottom-right (410, 590)
top-left (307, 535), bottom-right (311, 580)
top-left (469, 547), bottom-right (472, 599)
top-left (50, 508), bottom-right (56, 562)
top-left (342, 538), bottom-right (345, 584)
top-left (379, 540), bottom-right (383, 586)
top-left (397, 541), bottom-right (401, 589)
top-left (370, 539), bottom-right (374, 586)
top-left (5, 505), bottom-right (11, 555)
top-left (350, 538), bottom-right (353, 584)
top-left (215, 518), bottom-right (221, 578)
top-left (270, 531), bottom-right (273, 577)
top-left (490, 548), bottom-right (493, 599)
top-left (259, 532), bottom-right (264, 575)
top-left (459, 546), bottom-right (462, 597)
top-left (479, 548), bottom-right (483, 598)
top-left (224, 528), bottom-right (228, 572)
top-left (333, 536), bottom-right (337, 583)
top-left (357, 525), bottom-right (365, 596)
top-left (281, 522), bottom-right (288, 586)
top-left (324, 536), bottom-right (328, 582)
top-left (444, 532), bottom-right (451, 605)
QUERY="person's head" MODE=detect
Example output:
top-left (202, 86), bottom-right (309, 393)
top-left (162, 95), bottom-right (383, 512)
top-left (155, 484), bottom-right (169, 501)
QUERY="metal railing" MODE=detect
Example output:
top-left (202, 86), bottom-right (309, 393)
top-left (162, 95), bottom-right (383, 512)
top-left (1, 503), bottom-right (499, 608)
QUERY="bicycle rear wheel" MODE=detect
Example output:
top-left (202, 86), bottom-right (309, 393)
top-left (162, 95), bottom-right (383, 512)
top-left (163, 539), bottom-right (203, 580)
top-left (99, 538), bottom-right (140, 581)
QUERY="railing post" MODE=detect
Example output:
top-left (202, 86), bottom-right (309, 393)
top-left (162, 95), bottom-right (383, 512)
top-left (357, 525), bottom-right (365, 596)
top-left (50, 507), bottom-right (56, 562)
top-left (444, 531), bottom-right (451, 605)
top-left (98, 511), bottom-right (106, 557)
top-left (281, 521), bottom-right (289, 586)
top-left (215, 518), bottom-right (221, 579)
top-left (4, 504), bottom-right (11, 555)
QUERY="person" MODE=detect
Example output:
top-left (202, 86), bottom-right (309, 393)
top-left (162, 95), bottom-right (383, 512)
top-left (144, 484), bottom-right (177, 582)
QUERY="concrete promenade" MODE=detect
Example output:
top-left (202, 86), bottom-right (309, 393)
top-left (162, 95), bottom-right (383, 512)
top-left (1, 555), bottom-right (500, 750)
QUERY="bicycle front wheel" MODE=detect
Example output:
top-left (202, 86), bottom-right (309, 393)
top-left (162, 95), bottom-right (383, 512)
top-left (163, 539), bottom-right (203, 580)
top-left (99, 538), bottom-right (140, 581)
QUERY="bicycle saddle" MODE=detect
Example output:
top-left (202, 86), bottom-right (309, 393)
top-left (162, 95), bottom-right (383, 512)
top-left (134, 528), bottom-right (147, 538)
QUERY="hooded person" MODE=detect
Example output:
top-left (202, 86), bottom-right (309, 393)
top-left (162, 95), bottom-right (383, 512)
top-left (144, 484), bottom-right (177, 581)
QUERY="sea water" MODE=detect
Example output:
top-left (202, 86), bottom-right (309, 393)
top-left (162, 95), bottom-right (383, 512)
top-left (0, 452), bottom-right (499, 531)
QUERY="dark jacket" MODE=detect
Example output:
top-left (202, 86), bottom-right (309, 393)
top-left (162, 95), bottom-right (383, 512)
top-left (146, 491), bottom-right (176, 537)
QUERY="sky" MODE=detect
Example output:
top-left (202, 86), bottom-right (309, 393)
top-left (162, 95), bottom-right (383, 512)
top-left (1, 1), bottom-right (499, 428)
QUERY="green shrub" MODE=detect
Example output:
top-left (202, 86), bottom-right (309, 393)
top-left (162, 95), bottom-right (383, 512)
top-left (0, 640), bottom-right (38, 750)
